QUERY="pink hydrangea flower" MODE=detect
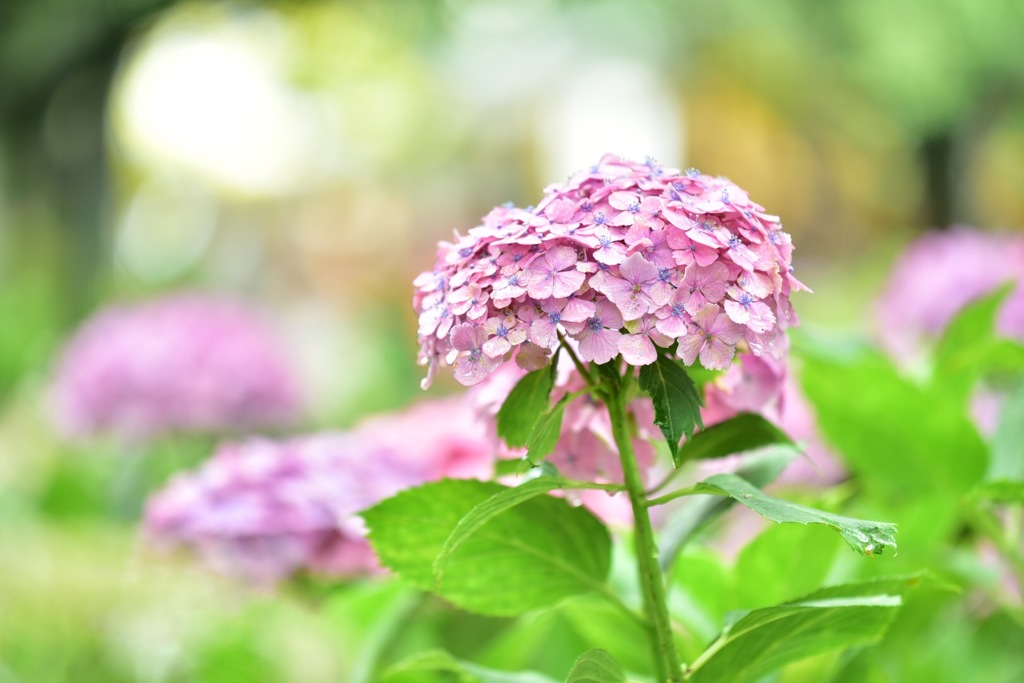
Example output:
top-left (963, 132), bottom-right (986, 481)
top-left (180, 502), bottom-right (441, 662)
top-left (144, 398), bottom-right (495, 583)
top-left (50, 294), bottom-right (302, 441)
top-left (414, 155), bottom-right (805, 386)
top-left (875, 226), bottom-right (1024, 361)
top-left (677, 304), bottom-right (745, 371)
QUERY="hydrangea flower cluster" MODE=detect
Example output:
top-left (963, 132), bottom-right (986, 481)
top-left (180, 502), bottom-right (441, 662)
top-left (144, 398), bottom-right (494, 583)
top-left (875, 226), bottom-right (1024, 361)
top-left (51, 294), bottom-right (303, 441)
top-left (415, 154), bottom-right (807, 387)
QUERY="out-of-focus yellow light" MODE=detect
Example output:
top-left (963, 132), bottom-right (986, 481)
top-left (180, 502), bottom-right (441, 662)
top-left (111, 9), bottom-right (334, 197)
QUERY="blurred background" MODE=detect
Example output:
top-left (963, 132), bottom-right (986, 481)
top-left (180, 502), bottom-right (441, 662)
top-left (2, 1), bottom-right (1024, 681)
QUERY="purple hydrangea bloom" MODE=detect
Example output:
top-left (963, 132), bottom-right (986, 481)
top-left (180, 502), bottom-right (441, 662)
top-left (51, 294), bottom-right (303, 441)
top-left (144, 398), bottom-right (495, 583)
top-left (875, 226), bottom-right (1024, 360)
top-left (414, 154), bottom-right (807, 387)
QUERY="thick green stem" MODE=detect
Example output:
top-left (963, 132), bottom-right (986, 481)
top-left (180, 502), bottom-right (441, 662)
top-left (606, 391), bottom-right (684, 682)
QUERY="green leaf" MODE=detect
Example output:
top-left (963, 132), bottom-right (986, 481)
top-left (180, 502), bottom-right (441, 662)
top-left (381, 650), bottom-right (558, 683)
top-left (687, 575), bottom-right (928, 683)
top-left (969, 480), bottom-right (1024, 504)
top-left (497, 368), bottom-right (556, 448)
top-left (659, 447), bottom-right (797, 572)
top-left (690, 473), bottom-right (897, 556)
top-left (526, 394), bottom-right (570, 462)
top-left (639, 354), bottom-right (703, 465)
top-left (434, 476), bottom-right (568, 582)
top-left (564, 649), bottom-right (626, 683)
top-left (799, 347), bottom-right (987, 499)
top-left (733, 524), bottom-right (842, 610)
top-left (934, 284), bottom-right (1014, 390)
top-left (676, 413), bottom-right (794, 464)
top-left (556, 597), bottom-right (655, 675)
top-left (363, 479), bottom-right (611, 616)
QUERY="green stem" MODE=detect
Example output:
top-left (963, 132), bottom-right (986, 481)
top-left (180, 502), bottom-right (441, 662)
top-left (646, 485), bottom-right (715, 508)
top-left (558, 332), bottom-right (596, 387)
top-left (606, 390), bottom-right (684, 682)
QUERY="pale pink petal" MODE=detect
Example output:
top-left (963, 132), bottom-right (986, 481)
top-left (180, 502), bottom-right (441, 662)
top-left (450, 324), bottom-right (481, 352)
top-left (608, 191), bottom-right (639, 211)
top-left (483, 337), bottom-right (511, 358)
top-left (550, 269), bottom-right (586, 298)
top-left (648, 327), bottom-right (673, 348)
top-left (738, 271), bottom-right (774, 298)
top-left (618, 253), bottom-right (659, 284)
top-left (700, 337), bottom-right (737, 370)
top-left (724, 299), bottom-right (751, 325)
top-left (619, 334), bottom-right (657, 365)
top-left (747, 301), bottom-right (776, 333)
top-left (594, 299), bottom-right (625, 329)
top-left (579, 329), bottom-right (622, 364)
top-left (454, 354), bottom-right (499, 385)
top-left (529, 318), bottom-right (559, 348)
top-left (691, 303), bottom-right (722, 331)
top-left (677, 334), bottom-right (705, 366)
top-left (561, 296), bottom-right (597, 322)
top-left (545, 245), bottom-right (579, 272)
top-left (596, 275), bottom-right (635, 303)
top-left (544, 198), bottom-right (577, 223)
top-left (615, 294), bottom-right (650, 321)
top-left (525, 272), bottom-right (555, 300)
top-left (710, 315), bottom-right (745, 345)
top-left (655, 314), bottom-right (688, 338)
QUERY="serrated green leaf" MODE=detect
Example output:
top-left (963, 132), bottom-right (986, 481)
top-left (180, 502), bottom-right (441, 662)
top-left (660, 447), bottom-right (797, 572)
top-left (433, 476), bottom-right (568, 582)
top-left (381, 650), bottom-right (557, 683)
top-left (690, 473), bottom-right (897, 556)
top-left (363, 479), bottom-right (611, 616)
top-left (638, 355), bottom-right (703, 465)
top-left (526, 394), bottom-right (570, 461)
top-left (676, 413), bottom-right (794, 464)
top-left (564, 649), bottom-right (626, 683)
top-left (687, 575), bottom-right (928, 683)
top-left (497, 368), bottom-right (556, 448)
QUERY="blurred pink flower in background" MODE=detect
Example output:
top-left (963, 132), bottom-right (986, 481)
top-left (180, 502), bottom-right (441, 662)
top-left (703, 352), bottom-right (844, 485)
top-left (875, 226), bottom-right (1024, 361)
top-left (144, 397), bottom-right (495, 583)
top-left (875, 227), bottom-right (1024, 437)
top-left (50, 294), bottom-right (303, 441)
